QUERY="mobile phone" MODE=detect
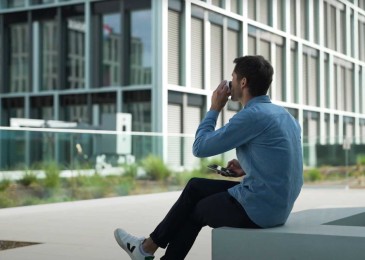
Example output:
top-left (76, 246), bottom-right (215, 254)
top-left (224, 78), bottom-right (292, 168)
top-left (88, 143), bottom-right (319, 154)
top-left (207, 164), bottom-right (235, 177)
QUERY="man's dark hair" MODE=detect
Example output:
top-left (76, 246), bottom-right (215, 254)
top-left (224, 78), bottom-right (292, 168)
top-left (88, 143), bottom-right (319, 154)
top-left (233, 55), bottom-right (274, 97)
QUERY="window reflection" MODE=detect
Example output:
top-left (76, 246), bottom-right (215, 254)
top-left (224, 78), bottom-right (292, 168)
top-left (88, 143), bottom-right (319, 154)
top-left (41, 20), bottom-right (58, 90)
top-left (190, 5), bottom-right (204, 89)
top-left (5, 0), bottom-right (25, 8)
top-left (30, 96), bottom-right (53, 120)
top-left (31, 0), bottom-right (55, 5)
top-left (102, 13), bottom-right (121, 86)
top-left (130, 10), bottom-right (152, 85)
top-left (60, 94), bottom-right (89, 123)
top-left (9, 23), bottom-right (30, 92)
top-left (66, 17), bottom-right (85, 89)
top-left (123, 90), bottom-right (151, 160)
top-left (123, 90), bottom-right (151, 131)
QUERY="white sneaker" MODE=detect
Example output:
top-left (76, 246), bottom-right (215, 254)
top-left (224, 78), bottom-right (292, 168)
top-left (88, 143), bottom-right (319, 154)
top-left (114, 228), bottom-right (154, 260)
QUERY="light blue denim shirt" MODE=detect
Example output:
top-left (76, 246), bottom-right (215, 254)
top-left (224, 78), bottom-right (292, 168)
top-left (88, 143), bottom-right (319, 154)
top-left (193, 95), bottom-right (303, 228)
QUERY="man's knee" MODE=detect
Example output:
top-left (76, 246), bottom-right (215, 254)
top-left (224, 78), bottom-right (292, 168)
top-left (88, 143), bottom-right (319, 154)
top-left (185, 177), bottom-right (204, 191)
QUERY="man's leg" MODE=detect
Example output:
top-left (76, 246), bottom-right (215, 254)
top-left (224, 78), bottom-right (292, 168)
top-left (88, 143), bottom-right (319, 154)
top-left (149, 178), bottom-right (239, 249)
top-left (161, 191), bottom-right (260, 260)
top-left (114, 178), bottom-right (240, 259)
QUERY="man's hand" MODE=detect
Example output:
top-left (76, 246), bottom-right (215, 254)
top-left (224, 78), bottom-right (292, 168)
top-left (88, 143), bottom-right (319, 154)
top-left (210, 80), bottom-right (231, 112)
top-left (226, 159), bottom-right (246, 177)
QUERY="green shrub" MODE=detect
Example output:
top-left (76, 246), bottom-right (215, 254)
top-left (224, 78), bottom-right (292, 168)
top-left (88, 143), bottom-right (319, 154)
top-left (0, 178), bottom-right (11, 191)
top-left (74, 173), bottom-right (105, 187)
top-left (18, 170), bottom-right (38, 187)
top-left (357, 154), bottom-right (365, 165)
top-left (173, 169), bottom-right (207, 186)
top-left (113, 177), bottom-right (135, 196)
top-left (304, 168), bottom-right (323, 182)
top-left (141, 155), bottom-right (171, 181)
top-left (43, 161), bottom-right (61, 189)
top-left (0, 195), bottom-right (14, 208)
top-left (123, 163), bottom-right (138, 178)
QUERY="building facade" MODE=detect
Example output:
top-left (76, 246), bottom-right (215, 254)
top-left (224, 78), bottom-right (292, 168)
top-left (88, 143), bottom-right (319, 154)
top-left (0, 0), bottom-right (365, 169)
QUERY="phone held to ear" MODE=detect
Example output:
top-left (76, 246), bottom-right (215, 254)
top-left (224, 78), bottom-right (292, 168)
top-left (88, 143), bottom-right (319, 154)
top-left (207, 164), bottom-right (236, 177)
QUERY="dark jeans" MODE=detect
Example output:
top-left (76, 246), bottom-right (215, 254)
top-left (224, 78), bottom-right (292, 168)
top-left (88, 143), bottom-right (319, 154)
top-left (150, 178), bottom-right (260, 260)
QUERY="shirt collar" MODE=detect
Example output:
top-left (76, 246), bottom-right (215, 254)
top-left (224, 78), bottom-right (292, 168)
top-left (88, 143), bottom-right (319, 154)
top-left (244, 95), bottom-right (271, 108)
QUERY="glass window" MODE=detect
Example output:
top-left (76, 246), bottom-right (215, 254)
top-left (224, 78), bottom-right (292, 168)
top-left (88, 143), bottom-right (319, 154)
top-left (339, 7), bottom-right (346, 54)
top-left (66, 15), bottom-right (85, 89)
top-left (225, 21), bottom-right (240, 80)
top-left (258, 0), bottom-right (271, 26)
top-left (230, 0), bottom-right (240, 14)
top-left (123, 90), bottom-right (151, 132)
top-left (8, 23), bottom-right (30, 93)
top-left (168, 9), bottom-right (181, 86)
top-left (60, 94), bottom-right (89, 123)
top-left (210, 22), bottom-right (223, 90)
top-left (275, 38), bottom-right (285, 101)
top-left (360, 0), bottom-right (365, 10)
top-left (101, 14), bottom-right (121, 86)
top-left (313, 0), bottom-right (319, 44)
top-left (324, 2), bottom-right (336, 51)
top-left (191, 16), bottom-right (204, 89)
top-left (335, 63), bottom-right (343, 111)
top-left (31, 0), bottom-right (55, 5)
top-left (360, 119), bottom-right (365, 143)
top-left (248, 1), bottom-right (256, 21)
top-left (345, 65), bottom-right (354, 113)
top-left (248, 34), bottom-right (256, 55)
top-left (4, 0), bottom-right (25, 8)
top-left (248, 26), bottom-right (285, 99)
top-left (334, 59), bottom-right (354, 112)
top-left (123, 90), bottom-right (151, 160)
top-left (343, 116), bottom-right (354, 139)
top-left (334, 114), bottom-right (339, 143)
top-left (91, 92), bottom-right (116, 126)
top-left (259, 38), bottom-right (270, 61)
top-left (290, 41), bottom-right (298, 103)
top-left (248, 26), bottom-right (272, 57)
top-left (290, 0), bottom-right (296, 36)
top-left (40, 20), bottom-right (58, 90)
top-left (167, 102), bottom-right (182, 166)
top-left (360, 66), bottom-right (364, 114)
top-left (30, 96), bottom-right (53, 120)
top-left (300, 0), bottom-right (308, 40)
top-left (92, 0), bottom-right (122, 88)
top-left (130, 10), bottom-right (152, 85)
top-left (303, 111), bottom-right (319, 166)
top-left (350, 10), bottom-right (355, 58)
top-left (184, 96), bottom-right (203, 166)
top-left (324, 113), bottom-right (330, 144)
top-left (276, 0), bottom-right (284, 31)
top-left (247, 0), bottom-right (274, 25)
top-left (302, 46), bottom-right (319, 107)
top-left (359, 15), bottom-right (365, 62)
top-left (211, 0), bottom-right (223, 8)
top-left (1, 97), bottom-right (25, 125)
top-left (324, 53), bottom-right (330, 109)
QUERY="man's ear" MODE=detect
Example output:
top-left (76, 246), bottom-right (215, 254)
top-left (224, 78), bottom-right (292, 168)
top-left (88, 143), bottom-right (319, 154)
top-left (240, 77), bottom-right (247, 89)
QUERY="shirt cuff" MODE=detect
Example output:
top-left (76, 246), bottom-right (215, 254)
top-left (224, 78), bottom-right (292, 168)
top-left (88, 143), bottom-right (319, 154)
top-left (206, 110), bottom-right (219, 119)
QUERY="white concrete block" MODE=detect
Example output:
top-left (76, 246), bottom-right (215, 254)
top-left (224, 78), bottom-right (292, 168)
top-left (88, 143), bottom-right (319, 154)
top-left (212, 207), bottom-right (365, 260)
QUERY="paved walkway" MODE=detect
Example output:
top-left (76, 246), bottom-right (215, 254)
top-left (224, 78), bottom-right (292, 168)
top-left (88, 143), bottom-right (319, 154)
top-left (1, 186), bottom-right (365, 260)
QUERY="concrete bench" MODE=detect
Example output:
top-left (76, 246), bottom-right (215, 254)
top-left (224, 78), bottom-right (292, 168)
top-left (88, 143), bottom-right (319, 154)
top-left (212, 207), bottom-right (365, 260)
